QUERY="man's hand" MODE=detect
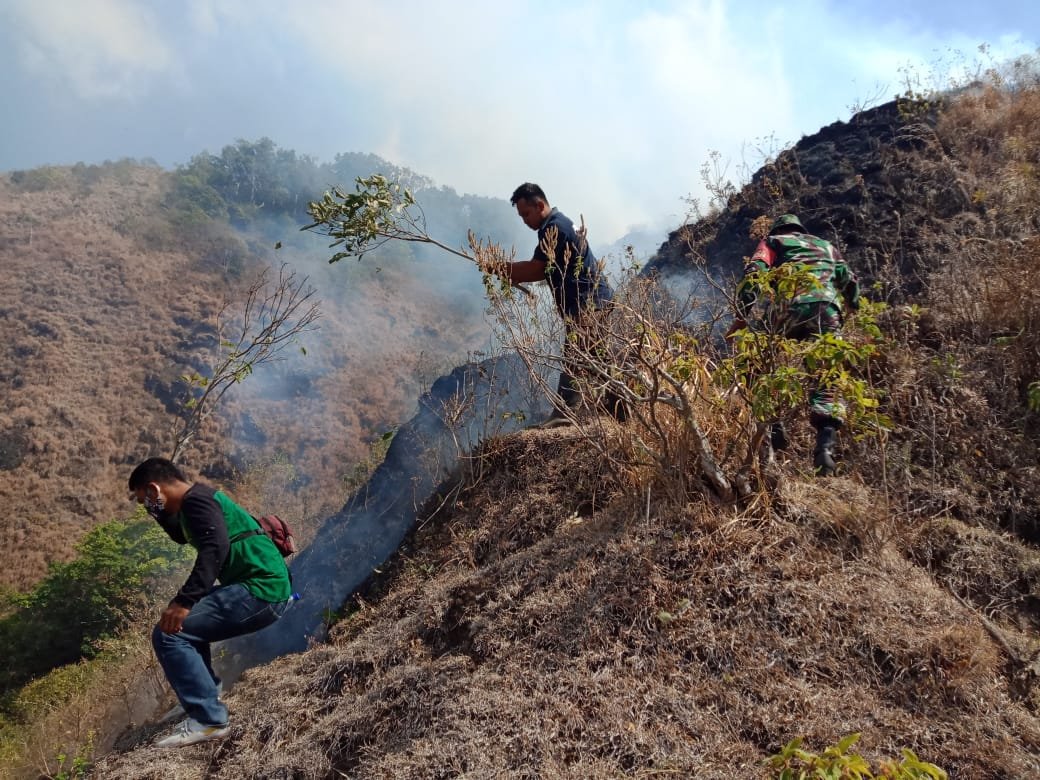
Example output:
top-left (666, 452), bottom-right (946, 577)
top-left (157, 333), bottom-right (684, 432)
top-left (477, 256), bottom-right (503, 277)
top-left (159, 603), bottom-right (191, 634)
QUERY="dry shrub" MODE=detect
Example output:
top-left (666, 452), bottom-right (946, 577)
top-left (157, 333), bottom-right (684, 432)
top-left (926, 237), bottom-right (1040, 418)
top-left (482, 269), bottom-right (757, 505)
top-left (929, 80), bottom-right (1040, 417)
top-left (937, 79), bottom-right (1040, 235)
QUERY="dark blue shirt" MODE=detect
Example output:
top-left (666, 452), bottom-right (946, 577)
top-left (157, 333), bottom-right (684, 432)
top-left (532, 208), bottom-right (613, 320)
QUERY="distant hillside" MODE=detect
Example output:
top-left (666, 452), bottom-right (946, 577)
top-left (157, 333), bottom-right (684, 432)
top-left (0, 146), bottom-right (529, 590)
top-left (93, 79), bottom-right (1040, 779)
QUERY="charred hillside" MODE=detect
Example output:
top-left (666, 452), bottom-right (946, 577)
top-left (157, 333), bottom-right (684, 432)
top-left (650, 92), bottom-right (1039, 547)
top-left (651, 97), bottom-right (983, 299)
top-left (92, 85), bottom-right (1040, 778)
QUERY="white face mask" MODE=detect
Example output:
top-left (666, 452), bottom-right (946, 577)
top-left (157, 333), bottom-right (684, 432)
top-left (143, 489), bottom-right (166, 520)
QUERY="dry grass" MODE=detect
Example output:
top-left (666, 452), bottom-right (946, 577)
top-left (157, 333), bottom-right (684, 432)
top-left (850, 86), bottom-right (1040, 559)
top-left (94, 429), bottom-right (1040, 779)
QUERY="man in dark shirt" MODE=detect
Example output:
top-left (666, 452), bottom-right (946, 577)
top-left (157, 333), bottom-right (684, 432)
top-left (128, 457), bottom-right (292, 747)
top-left (492, 182), bottom-right (618, 423)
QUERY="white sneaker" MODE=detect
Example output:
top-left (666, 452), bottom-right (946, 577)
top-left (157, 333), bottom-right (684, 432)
top-left (158, 682), bottom-right (223, 723)
top-left (156, 717), bottom-right (229, 748)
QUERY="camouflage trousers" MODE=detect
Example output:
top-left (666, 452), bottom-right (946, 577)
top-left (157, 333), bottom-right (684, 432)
top-left (784, 302), bottom-right (845, 429)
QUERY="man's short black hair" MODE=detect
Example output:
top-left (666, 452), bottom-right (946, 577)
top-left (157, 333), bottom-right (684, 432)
top-left (510, 182), bottom-right (547, 206)
top-left (128, 457), bottom-right (188, 490)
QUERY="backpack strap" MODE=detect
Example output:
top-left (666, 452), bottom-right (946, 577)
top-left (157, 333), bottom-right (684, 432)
top-left (229, 528), bottom-right (264, 545)
top-left (227, 527), bottom-right (294, 586)
top-left (230, 514), bottom-right (267, 546)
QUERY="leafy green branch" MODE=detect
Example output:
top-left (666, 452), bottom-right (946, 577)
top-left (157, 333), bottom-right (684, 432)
top-left (303, 174), bottom-right (473, 262)
top-left (720, 265), bottom-right (890, 439)
top-left (1027, 380), bottom-right (1040, 413)
top-left (768, 733), bottom-right (947, 779)
top-left (303, 174), bottom-right (532, 296)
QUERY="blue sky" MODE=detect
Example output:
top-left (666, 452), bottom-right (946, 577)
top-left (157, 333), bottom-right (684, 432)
top-left (1, 0), bottom-right (1036, 243)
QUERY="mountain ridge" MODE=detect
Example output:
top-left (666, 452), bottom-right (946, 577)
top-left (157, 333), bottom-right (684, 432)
top-left (88, 84), bottom-right (1040, 778)
top-left (4, 78), bottom-right (1040, 777)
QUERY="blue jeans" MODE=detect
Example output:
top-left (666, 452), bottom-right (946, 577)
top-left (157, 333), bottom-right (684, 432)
top-left (152, 584), bottom-right (291, 726)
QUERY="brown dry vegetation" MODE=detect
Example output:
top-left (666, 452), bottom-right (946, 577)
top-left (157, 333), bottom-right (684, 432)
top-left (0, 166), bottom-right (487, 591)
top-left (94, 431), bottom-right (1039, 779)
top-left (90, 79), bottom-right (1040, 779)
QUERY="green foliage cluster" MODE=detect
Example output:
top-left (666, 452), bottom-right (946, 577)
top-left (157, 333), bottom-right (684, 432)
top-left (1028, 380), bottom-right (1040, 413)
top-left (342, 428), bottom-right (396, 495)
top-left (895, 91), bottom-right (941, 122)
top-left (305, 174), bottom-right (425, 263)
top-left (0, 511), bottom-right (191, 698)
top-left (8, 166), bottom-right (68, 192)
top-left (164, 139), bottom-right (521, 251)
top-left (768, 734), bottom-right (947, 779)
top-left (0, 636), bottom-right (147, 777)
top-left (163, 139), bottom-right (428, 231)
top-left (303, 173), bottom-right (530, 295)
top-left (4, 653), bottom-right (98, 726)
top-left (719, 265), bottom-right (889, 435)
top-left (52, 735), bottom-right (93, 780)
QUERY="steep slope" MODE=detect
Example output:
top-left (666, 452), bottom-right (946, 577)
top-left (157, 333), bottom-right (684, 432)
top-left (94, 84), bottom-right (1040, 779)
top-left (94, 428), bottom-right (1039, 778)
top-left (0, 165), bottom-right (231, 587)
top-left (648, 93), bottom-right (1040, 545)
top-left (0, 161), bottom-right (499, 590)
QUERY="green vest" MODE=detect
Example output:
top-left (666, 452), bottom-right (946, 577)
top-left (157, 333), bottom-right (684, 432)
top-left (179, 491), bottom-right (291, 603)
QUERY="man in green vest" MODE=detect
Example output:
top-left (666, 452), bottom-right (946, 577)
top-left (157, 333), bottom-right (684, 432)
top-left (128, 457), bottom-right (292, 747)
top-left (734, 214), bottom-right (861, 476)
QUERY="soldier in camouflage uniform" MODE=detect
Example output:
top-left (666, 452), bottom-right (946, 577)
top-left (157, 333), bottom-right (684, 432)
top-left (734, 214), bottom-right (861, 476)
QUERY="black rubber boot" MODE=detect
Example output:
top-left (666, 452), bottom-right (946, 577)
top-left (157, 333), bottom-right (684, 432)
top-left (813, 426), bottom-right (838, 476)
top-left (601, 390), bottom-right (628, 423)
top-left (770, 421), bottom-right (789, 451)
top-left (539, 375), bottom-right (581, 428)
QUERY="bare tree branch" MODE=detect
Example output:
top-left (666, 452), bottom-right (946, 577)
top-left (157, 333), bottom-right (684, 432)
top-left (170, 264), bottom-right (321, 463)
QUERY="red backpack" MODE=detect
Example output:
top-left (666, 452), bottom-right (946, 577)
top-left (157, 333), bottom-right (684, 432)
top-left (230, 514), bottom-right (297, 558)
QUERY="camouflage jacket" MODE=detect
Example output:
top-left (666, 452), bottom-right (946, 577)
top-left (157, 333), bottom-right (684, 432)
top-left (736, 231), bottom-right (860, 318)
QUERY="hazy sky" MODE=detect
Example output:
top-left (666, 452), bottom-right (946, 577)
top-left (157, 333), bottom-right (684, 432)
top-left (1, 0), bottom-right (1036, 242)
